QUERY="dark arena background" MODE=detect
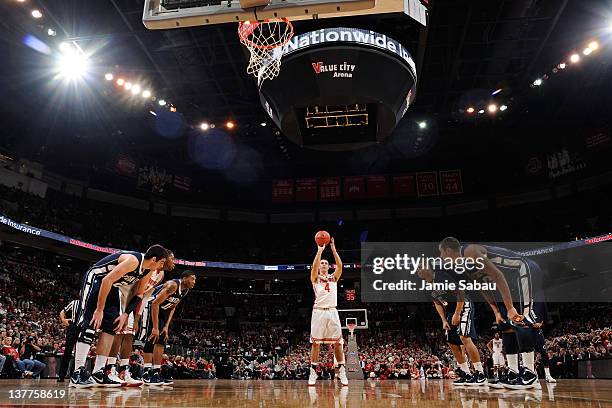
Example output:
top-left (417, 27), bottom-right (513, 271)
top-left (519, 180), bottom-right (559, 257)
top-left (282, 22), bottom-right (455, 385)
top-left (0, 0), bottom-right (611, 407)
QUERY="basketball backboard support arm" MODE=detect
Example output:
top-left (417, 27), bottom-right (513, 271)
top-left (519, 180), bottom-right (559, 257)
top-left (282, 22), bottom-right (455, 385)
top-left (143, 0), bottom-right (428, 29)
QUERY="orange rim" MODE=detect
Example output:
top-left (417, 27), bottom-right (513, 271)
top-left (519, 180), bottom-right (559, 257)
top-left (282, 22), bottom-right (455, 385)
top-left (238, 18), bottom-right (294, 50)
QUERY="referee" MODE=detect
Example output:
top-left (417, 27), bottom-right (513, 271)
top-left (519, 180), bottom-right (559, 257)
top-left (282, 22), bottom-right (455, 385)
top-left (58, 300), bottom-right (79, 382)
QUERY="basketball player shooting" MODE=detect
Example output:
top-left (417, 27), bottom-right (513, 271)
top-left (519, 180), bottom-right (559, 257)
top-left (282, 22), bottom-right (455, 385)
top-left (309, 234), bottom-right (349, 386)
top-left (69, 245), bottom-right (172, 388)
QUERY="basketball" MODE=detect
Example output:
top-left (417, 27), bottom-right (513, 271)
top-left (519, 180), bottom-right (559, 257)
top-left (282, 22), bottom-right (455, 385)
top-left (315, 230), bottom-right (331, 246)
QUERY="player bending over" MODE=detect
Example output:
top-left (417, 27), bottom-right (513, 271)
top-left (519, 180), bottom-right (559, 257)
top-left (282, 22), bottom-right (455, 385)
top-left (70, 245), bottom-right (171, 388)
top-left (418, 268), bottom-right (487, 386)
top-left (139, 270), bottom-right (196, 386)
top-left (439, 237), bottom-right (540, 389)
top-left (309, 237), bottom-right (349, 386)
top-left (109, 254), bottom-right (173, 386)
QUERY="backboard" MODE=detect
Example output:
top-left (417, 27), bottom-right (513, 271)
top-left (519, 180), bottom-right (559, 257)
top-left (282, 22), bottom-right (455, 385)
top-left (338, 308), bottom-right (368, 330)
top-left (143, 0), bottom-right (427, 29)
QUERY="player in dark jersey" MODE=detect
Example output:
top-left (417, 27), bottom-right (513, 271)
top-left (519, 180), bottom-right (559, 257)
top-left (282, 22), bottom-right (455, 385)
top-left (69, 245), bottom-right (171, 388)
top-left (138, 270), bottom-right (196, 385)
top-left (439, 237), bottom-right (540, 389)
top-left (417, 268), bottom-right (487, 386)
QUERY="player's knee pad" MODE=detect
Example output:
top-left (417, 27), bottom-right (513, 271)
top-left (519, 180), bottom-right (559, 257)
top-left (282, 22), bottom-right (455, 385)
top-left (502, 332), bottom-right (519, 355)
top-left (144, 341), bottom-right (154, 353)
top-left (516, 327), bottom-right (534, 352)
top-left (77, 328), bottom-right (96, 345)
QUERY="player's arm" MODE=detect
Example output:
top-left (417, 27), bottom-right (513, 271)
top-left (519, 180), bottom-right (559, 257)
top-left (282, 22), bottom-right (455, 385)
top-left (91, 254), bottom-right (139, 329)
top-left (330, 238), bottom-right (343, 281)
top-left (161, 305), bottom-right (177, 342)
top-left (149, 280), bottom-right (178, 343)
top-left (452, 290), bottom-right (464, 326)
top-left (433, 301), bottom-right (450, 331)
top-left (463, 244), bottom-right (520, 321)
top-left (311, 244), bottom-right (326, 284)
top-left (486, 339), bottom-right (493, 352)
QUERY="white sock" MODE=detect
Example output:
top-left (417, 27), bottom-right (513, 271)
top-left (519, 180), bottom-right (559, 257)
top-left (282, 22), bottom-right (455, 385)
top-left (544, 367), bottom-right (552, 378)
top-left (74, 342), bottom-right (90, 370)
top-left (522, 351), bottom-right (535, 372)
top-left (93, 355), bottom-right (107, 372)
top-left (107, 357), bottom-right (117, 366)
top-left (120, 359), bottom-right (129, 366)
top-left (507, 354), bottom-right (519, 373)
top-left (459, 362), bottom-right (470, 373)
top-left (474, 362), bottom-right (484, 373)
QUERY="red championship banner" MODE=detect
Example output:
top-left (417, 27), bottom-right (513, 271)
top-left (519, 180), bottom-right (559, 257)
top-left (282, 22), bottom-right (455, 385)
top-left (366, 175), bottom-right (388, 198)
top-left (439, 170), bottom-right (463, 195)
top-left (295, 178), bottom-right (318, 202)
top-left (272, 179), bottom-right (294, 203)
top-left (392, 174), bottom-right (416, 197)
top-left (416, 172), bottom-right (439, 197)
top-left (344, 176), bottom-right (365, 200)
top-left (319, 177), bottom-right (341, 201)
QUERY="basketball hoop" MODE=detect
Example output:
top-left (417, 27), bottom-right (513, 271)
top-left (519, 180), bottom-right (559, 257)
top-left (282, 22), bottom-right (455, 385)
top-left (347, 322), bottom-right (357, 337)
top-left (238, 18), bottom-right (293, 87)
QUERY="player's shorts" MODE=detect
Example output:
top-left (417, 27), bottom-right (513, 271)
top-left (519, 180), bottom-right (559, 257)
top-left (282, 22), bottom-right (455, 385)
top-left (445, 301), bottom-right (477, 346)
top-left (138, 301), bottom-right (168, 345)
top-left (310, 308), bottom-right (343, 345)
top-left (75, 273), bottom-right (123, 334)
top-left (492, 352), bottom-right (505, 366)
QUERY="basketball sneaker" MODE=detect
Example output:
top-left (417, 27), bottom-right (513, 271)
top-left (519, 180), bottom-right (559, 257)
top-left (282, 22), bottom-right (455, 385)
top-left (308, 368), bottom-right (318, 386)
top-left (109, 366), bottom-right (126, 386)
top-left (338, 366), bottom-right (349, 386)
top-left (452, 369), bottom-right (468, 386)
top-left (161, 373), bottom-right (174, 386)
top-left (119, 365), bottom-right (143, 387)
top-left (465, 371), bottom-right (487, 386)
top-left (487, 376), bottom-right (505, 389)
top-left (144, 371), bottom-right (165, 386)
top-left (69, 367), bottom-right (95, 388)
top-left (92, 368), bottom-right (122, 387)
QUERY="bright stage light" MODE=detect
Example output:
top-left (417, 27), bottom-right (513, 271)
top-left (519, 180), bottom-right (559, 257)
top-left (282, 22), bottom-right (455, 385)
top-left (200, 122), bottom-right (210, 131)
top-left (491, 88), bottom-right (502, 96)
top-left (47, 28), bottom-right (56, 37)
top-left (116, 78), bottom-right (124, 86)
top-left (500, 104), bottom-right (508, 111)
top-left (59, 42), bottom-right (71, 53)
top-left (478, 109), bottom-right (485, 114)
top-left (31, 10), bottom-right (42, 19)
top-left (570, 53), bottom-right (580, 63)
top-left (142, 90), bottom-right (151, 98)
top-left (131, 84), bottom-right (141, 95)
top-left (104, 73), bottom-right (113, 81)
top-left (588, 41), bottom-right (599, 51)
top-left (418, 121), bottom-right (427, 129)
top-left (158, 99), bottom-right (166, 106)
top-left (583, 47), bottom-right (593, 56)
top-left (124, 82), bottom-right (132, 90)
top-left (57, 52), bottom-right (88, 80)
top-left (260, 122), bottom-right (267, 127)
top-left (533, 78), bottom-right (543, 86)
top-left (169, 106), bottom-right (177, 112)
top-left (466, 107), bottom-right (475, 114)
top-left (488, 104), bottom-right (498, 113)
top-left (226, 121), bottom-right (235, 129)
top-left (558, 62), bottom-right (566, 69)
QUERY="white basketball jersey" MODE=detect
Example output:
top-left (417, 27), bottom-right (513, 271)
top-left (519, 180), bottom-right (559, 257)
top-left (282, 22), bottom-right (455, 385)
top-left (144, 269), bottom-right (164, 300)
top-left (492, 339), bottom-right (503, 353)
top-left (313, 278), bottom-right (337, 308)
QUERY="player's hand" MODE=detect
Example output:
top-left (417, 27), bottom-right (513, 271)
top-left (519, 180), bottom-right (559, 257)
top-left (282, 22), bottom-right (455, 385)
top-left (532, 322), bottom-right (543, 329)
top-left (330, 237), bottom-right (336, 251)
top-left (61, 320), bottom-right (69, 328)
top-left (90, 309), bottom-right (104, 330)
top-left (113, 313), bottom-right (129, 333)
top-left (148, 328), bottom-right (159, 343)
top-left (494, 312), bottom-right (505, 325)
top-left (317, 244), bottom-right (326, 253)
top-left (507, 307), bottom-right (524, 322)
top-left (451, 312), bottom-right (461, 326)
top-left (442, 321), bottom-right (451, 331)
top-left (161, 327), bottom-right (169, 342)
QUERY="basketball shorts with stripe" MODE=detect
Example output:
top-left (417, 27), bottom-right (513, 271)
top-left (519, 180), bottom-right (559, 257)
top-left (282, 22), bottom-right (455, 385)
top-left (75, 273), bottom-right (123, 335)
top-left (445, 301), bottom-right (477, 346)
top-left (310, 308), bottom-right (343, 345)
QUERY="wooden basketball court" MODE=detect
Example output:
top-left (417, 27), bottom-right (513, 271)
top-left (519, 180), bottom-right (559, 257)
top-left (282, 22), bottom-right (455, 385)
top-left (0, 379), bottom-right (609, 407)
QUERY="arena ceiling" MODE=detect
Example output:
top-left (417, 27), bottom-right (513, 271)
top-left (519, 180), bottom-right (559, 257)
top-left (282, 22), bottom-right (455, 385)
top-left (0, 0), bottom-right (610, 190)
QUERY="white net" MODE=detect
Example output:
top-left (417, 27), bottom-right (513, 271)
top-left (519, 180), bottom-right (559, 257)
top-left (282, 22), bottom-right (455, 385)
top-left (238, 18), bottom-right (293, 87)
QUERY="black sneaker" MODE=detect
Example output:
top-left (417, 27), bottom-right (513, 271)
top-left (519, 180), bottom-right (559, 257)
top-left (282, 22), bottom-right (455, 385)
top-left (473, 371), bottom-right (487, 386)
top-left (453, 369), bottom-right (468, 386)
top-left (69, 367), bottom-right (95, 388)
top-left (144, 371), bottom-right (164, 386)
top-left (487, 376), bottom-right (505, 389)
top-left (519, 368), bottom-right (538, 389)
top-left (502, 369), bottom-right (525, 389)
top-left (92, 368), bottom-right (122, 387)
top-left (162, 374), bottom-right (174, 385)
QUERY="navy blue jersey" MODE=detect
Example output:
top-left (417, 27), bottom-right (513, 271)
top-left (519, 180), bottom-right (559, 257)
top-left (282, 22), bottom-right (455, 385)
top-left (149, 279), bottom-right (189, 313)
top-left (86, 251), bottom-right (146, 288)
top-left (430, 269), bottom-right (465, 311)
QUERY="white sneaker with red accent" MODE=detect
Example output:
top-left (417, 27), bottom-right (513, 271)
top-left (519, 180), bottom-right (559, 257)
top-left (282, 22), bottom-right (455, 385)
top-left (308, 368), bottom-right (318, 386)
top-left (338, 366), bottom-right (349, 386)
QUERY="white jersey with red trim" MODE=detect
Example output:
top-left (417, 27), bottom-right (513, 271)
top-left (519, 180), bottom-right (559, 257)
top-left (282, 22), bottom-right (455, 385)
top-left (313, 277), bottom-right (337, 308)
top-left (492, 338), bottom-right (503, 353)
